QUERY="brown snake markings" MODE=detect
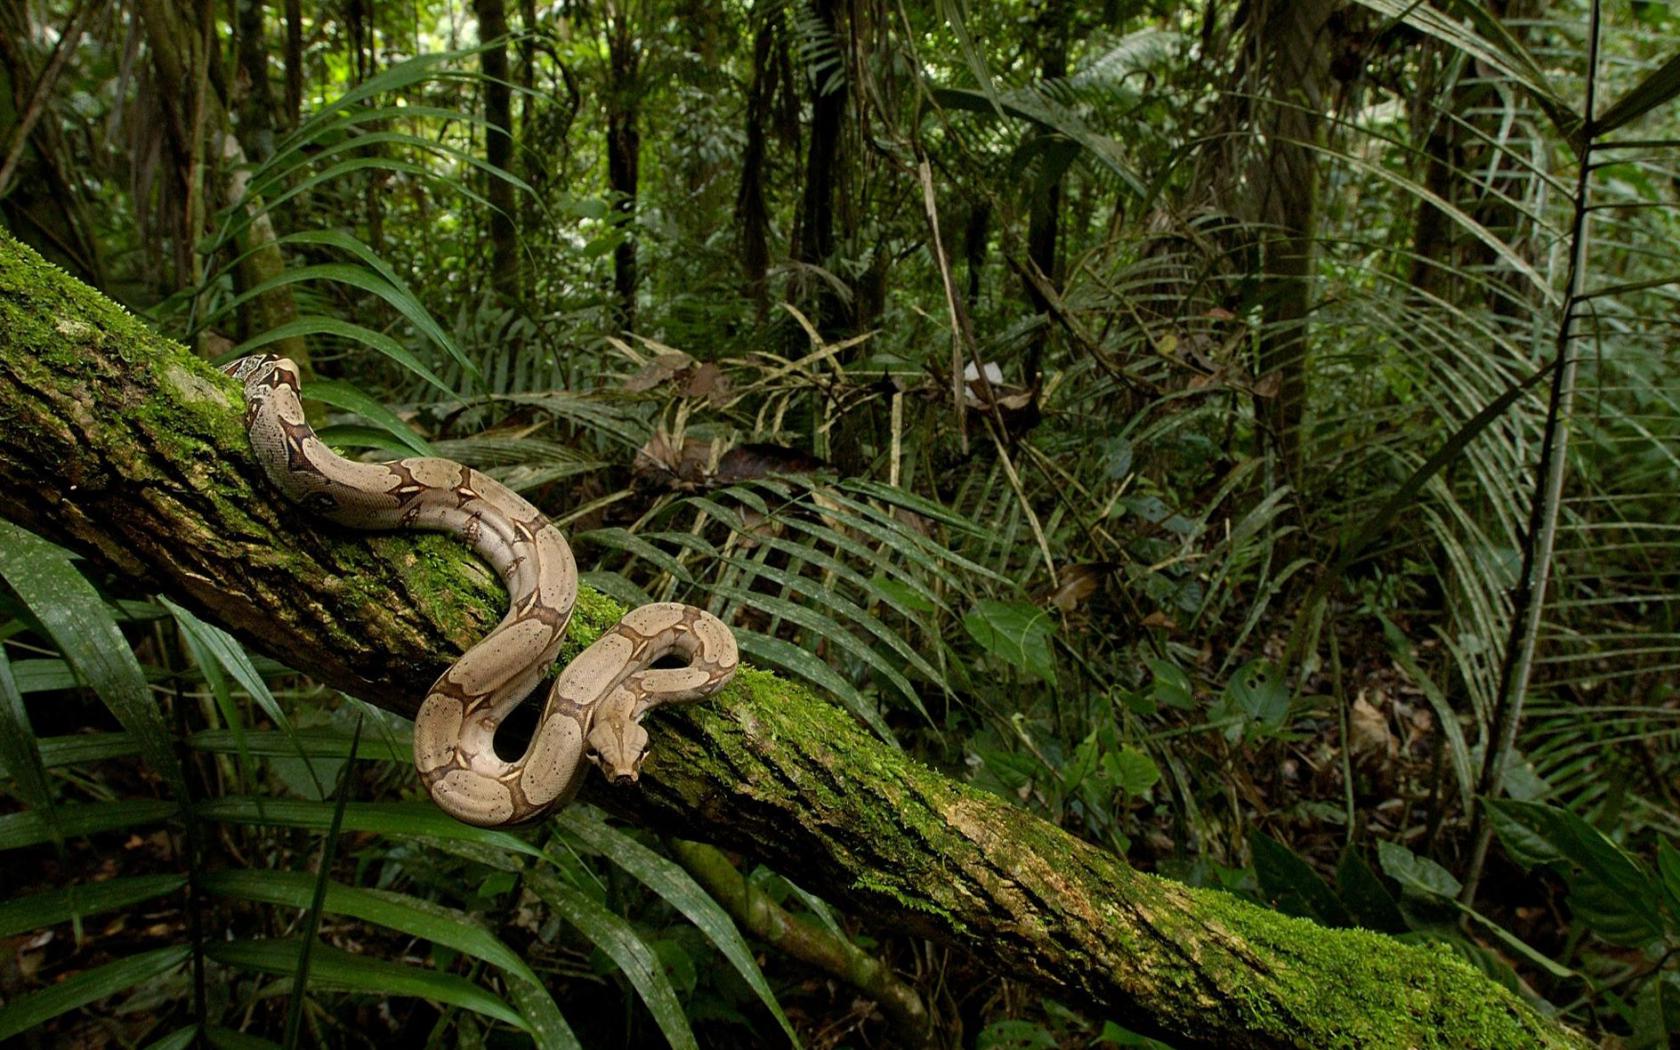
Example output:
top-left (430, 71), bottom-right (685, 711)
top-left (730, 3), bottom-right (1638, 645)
top-left (226, 354), bottom-right (739, 826)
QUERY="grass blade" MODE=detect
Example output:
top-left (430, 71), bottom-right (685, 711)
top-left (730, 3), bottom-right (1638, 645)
top-left (0, 521), bottom-right (184, 799)
top-left (527, 867), bottom-right (697, 1050)
top-left (208, 939), bottom-right (528, 1032)
top-left (0, 874), bottom-right (187, 938)
top-left (0, 945), bottom-right (191, 1041)
top-left (0, 800), bottom-right (177, 850)
top-left (556, 809), bottom-right (798, 1045)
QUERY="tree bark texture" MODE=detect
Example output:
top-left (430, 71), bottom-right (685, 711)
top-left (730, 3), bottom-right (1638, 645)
top-left (135, 0), bottom-right (309, 366)
top-left (793, 0), bottom-right (845, 337)
top-left (1246, 0), bottom-right (1334, 478)
top-left (234, 0), bottom-right (276, 162)
top-left (475, 0), bottom-right (518, 301)
top-left (605, 3), bottom-right (639, 331)
top-left (0, 233), bottom-right (1587, 1050)
top-left (734, 11), bottom-right (775, 320)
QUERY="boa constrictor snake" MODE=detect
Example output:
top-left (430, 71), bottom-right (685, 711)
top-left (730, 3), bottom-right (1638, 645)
top-left (225, 354), bottom-right (739, 827)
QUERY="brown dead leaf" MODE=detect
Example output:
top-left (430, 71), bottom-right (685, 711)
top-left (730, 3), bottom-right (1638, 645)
top-left (621, 351), bottom-right (694, 392)
top-left (1047, 563), bottom-right (1105, 613)
top-left (1349, 691), bottom-right (1397, 760)
top-left (634, 429), bottom-right (715, 488)
top-left (1140, 610), bottom-right (1178, 632)
top-left (682, 362), bottom-right (731, 404)
top-left (715, 444), bottom-right (825, 483)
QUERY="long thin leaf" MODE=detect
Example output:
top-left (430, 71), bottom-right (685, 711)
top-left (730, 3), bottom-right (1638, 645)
top-left (203, 870), bottom-right (543, 989)
top-left (0, 945), bottom-right (191, 1041)
top-left (225, 317), bottom-right (455, 401)
top-left (0, 522), bottom-right (184, 798)
top-left (526, 869), bottom-right (697, 1050)
top-left (0, 800), bottom-right (176, 850)
top-left (0, 875), bottom-right (187, 938)
top-left (193, 798), bottom-right (542, 857)
top-left (555, 810), bottom-right (798, 1045)
top-left (208, 939), bottom-right (528, 1032)
top-left (0, 645), bottom-right (53, 813)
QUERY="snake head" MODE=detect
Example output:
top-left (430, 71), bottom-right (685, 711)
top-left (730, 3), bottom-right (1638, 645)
top-left (586, 720), bottom-right (651, 785)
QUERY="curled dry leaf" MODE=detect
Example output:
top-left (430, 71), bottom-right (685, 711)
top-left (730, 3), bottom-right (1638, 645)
top-left (1348, 691), bottom-right (1397, 761)
top-left (682, 361), bottom-right (732, 404)
top-left (621, 352), bottom-right (733, 405)
top-left (1045, 563), bottom-right (1108, 613)
top-left (621, 351), bottom-right (695, 392)
top-left (634, 429), bottom-right (717, 488)
top-left (1139, 610), bottom-right (1178, 632)
top-left (714, 443), bottom-right (826, 483)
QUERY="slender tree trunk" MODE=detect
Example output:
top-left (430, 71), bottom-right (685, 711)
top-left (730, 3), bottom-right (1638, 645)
top-left (135, 0), bottom-right (310, 370)
top-left (476, 0), bottom-right (518, 302)
top-left (233, 0), bottom-right (275, 161)
top-left (963, 200), bottom-right (988, 318)
top-left (794, 0), bottom-right (845, 336)
top-left (735, 11), bottom-right (775, 320)
top-left (605, 2), bottom-right (639, 330)
top-left (1248, 0), bottom-right (1333, 479)
top-left (0, 230), bottom-right (1590, 1050)
top-left (0, 0), bottom-right (105, 283)
top-left (1021, 0), bottom-right (1071, 389)
top-left (283, 0), bottom-right (301, 125)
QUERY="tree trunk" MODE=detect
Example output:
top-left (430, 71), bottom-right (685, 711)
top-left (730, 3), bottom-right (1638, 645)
top-left (475, 0), bottom-right (518, 302)
top-left (735, 10), bottom-right (776, 321)
top-left (135, 0), bottom-right (310, 369)
top-left (0, 233), bottom-right (1588, 1050)
top-left (233, 0), bottom-right (275, 161)
top-left (793, 0), bottom-right (845, 336)
top-left (282, 0), bottom-right (300, 126)
top-left (605, 2), bottom-right (639, 331)
top-left (1021, 0), bottom-right (1071, 389)
top-left (1247, 0), bottom-right (1333, 480)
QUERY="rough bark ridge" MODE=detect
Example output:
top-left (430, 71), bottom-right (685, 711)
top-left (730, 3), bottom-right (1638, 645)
top-left (0, 233), bottom-right (1584, 1050)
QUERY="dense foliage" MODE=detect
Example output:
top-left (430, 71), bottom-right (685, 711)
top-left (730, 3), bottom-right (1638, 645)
top-left (0, 0), bottom-right (1677, 1046)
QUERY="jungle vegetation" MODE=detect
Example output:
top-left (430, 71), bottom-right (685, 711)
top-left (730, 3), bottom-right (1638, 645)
top-left (0, 0), bottom-right (1677, 1046)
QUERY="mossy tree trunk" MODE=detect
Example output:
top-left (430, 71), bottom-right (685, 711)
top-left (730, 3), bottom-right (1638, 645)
top-left (0, 233), bottom-right (1586, 1050)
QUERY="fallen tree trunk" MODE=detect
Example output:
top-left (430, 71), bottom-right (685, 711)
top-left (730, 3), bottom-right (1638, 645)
top-left (0, 233), bottom-right (1585, 1049)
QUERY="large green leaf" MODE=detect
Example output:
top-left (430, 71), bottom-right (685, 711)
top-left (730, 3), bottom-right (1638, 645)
top-left (1486, 799), bottom-right (1667, 946)
top-left (527, 868), bottom-right (697, 1050)
top-left (0, 945), bottom-right (191, 1041)
top-left (1250, 831), bottom-right (1351, 927)
top-left (555, 811), bottom-right (798, 1045)
top-left (208, 939), bottom-right (528, 1032)
top-left (0, 522), bottom-right (183, 798)
top-left (0, 874), bottom-right (186, 938)
top-left (961, 599), bottom-right (1055, 684)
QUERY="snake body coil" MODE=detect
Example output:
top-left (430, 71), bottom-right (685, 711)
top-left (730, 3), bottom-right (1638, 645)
top-left (226, 354), bottom-right (738, 826)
